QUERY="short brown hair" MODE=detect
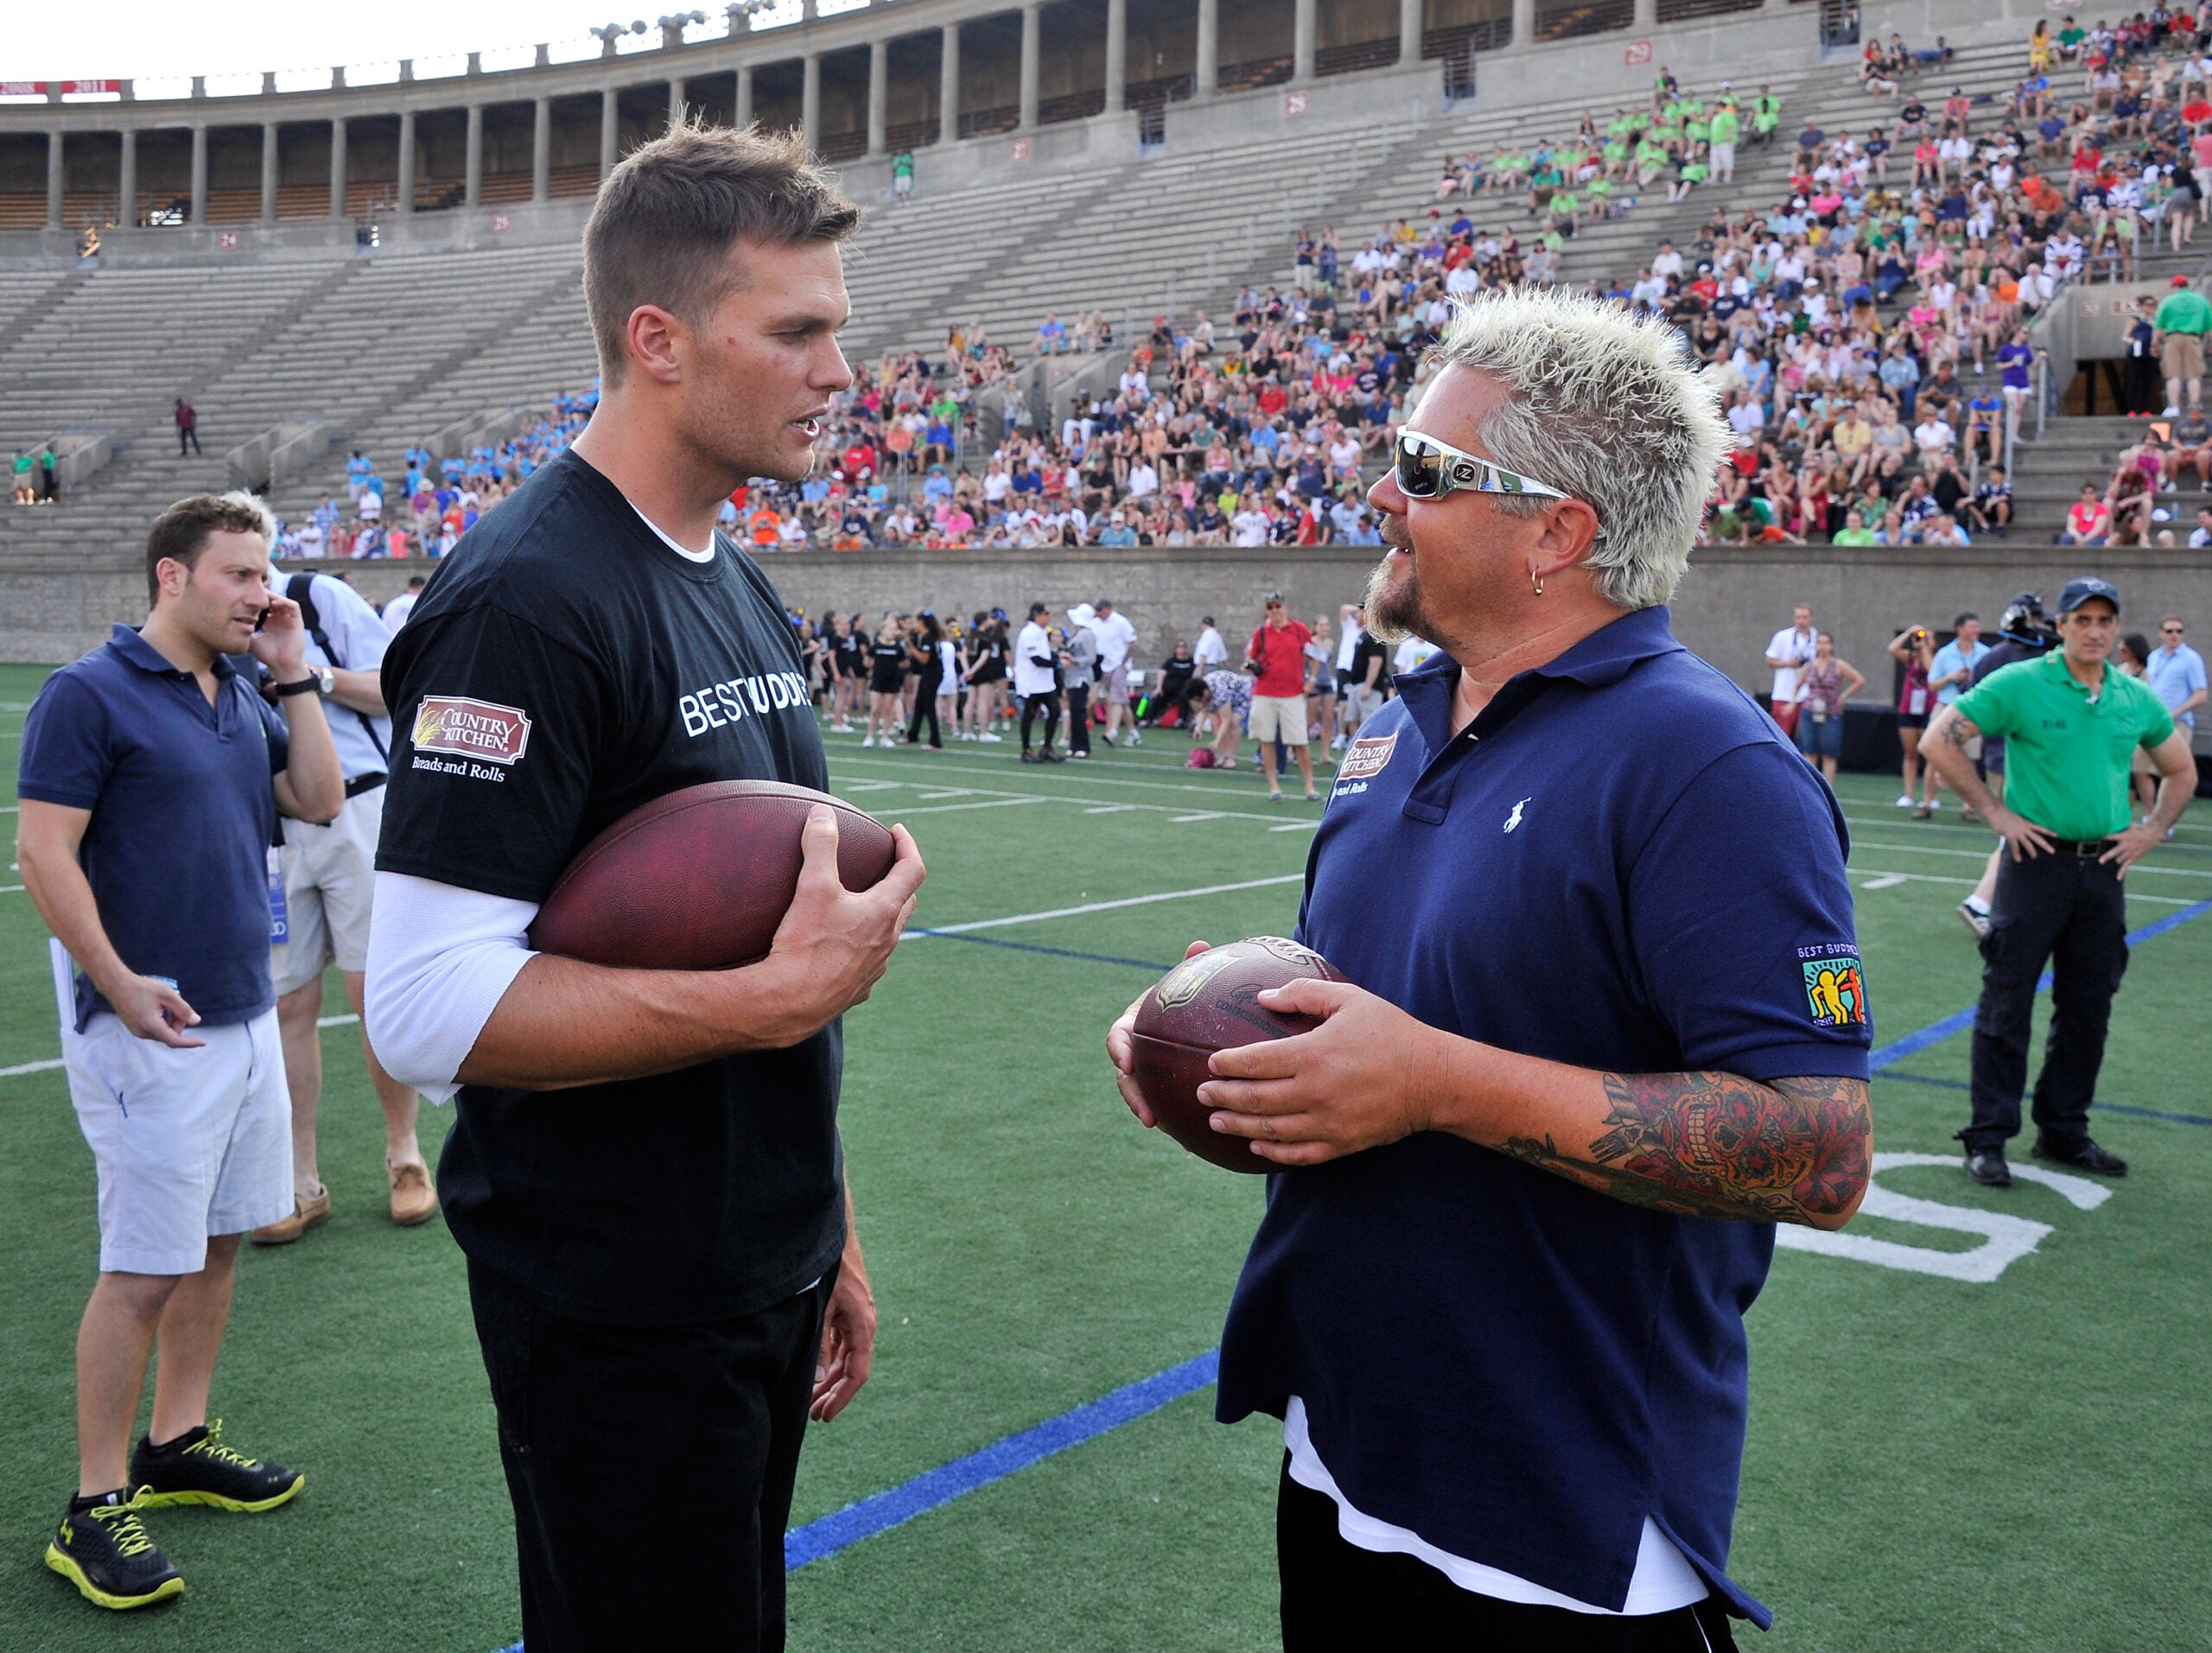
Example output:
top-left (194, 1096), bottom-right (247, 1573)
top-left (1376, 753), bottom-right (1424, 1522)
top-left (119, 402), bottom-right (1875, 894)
top-left (145, 493), bottom-right (268, 605)
top-left (584, 119), bottom-right (860, 385)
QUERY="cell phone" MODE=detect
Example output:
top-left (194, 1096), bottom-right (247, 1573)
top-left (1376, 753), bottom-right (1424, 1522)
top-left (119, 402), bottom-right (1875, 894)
top-left (254, 606), bottom-right (270, 633)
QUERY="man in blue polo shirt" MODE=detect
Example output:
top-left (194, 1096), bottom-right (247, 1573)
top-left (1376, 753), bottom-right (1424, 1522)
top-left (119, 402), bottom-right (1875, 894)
top-left (18, 493), bottom-right (343, 1612)
top-left (1111, 290), bottom-right (1872, 1647)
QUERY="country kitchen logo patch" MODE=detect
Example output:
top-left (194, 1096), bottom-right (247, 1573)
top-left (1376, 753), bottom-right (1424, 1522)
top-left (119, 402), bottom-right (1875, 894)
top-left (411, 696), bottom-right (532, 766)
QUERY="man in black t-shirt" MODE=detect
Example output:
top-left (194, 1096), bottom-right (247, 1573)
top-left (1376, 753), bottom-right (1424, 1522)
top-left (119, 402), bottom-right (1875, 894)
top-left (365, 125), bottom-right (924, 1653)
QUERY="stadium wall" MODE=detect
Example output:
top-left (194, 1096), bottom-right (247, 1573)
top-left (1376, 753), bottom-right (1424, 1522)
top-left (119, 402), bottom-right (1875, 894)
top-left (8, 549), bottom-right (2208, 751)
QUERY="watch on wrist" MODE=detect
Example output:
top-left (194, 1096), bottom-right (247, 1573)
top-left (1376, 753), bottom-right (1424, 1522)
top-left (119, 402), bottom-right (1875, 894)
top-left (274, 666), bottom-right (334, 699)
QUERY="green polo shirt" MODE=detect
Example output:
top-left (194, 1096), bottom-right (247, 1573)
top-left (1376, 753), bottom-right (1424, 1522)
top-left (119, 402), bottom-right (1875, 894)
top-left (2157, 288), bottom-right (2212, 334)
top-left (1954, 652), bottom-right (2175, 841)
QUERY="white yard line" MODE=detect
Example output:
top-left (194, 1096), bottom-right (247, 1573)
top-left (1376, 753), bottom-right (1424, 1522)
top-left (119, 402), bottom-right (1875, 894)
top-left (2, 1013), bottom-right (359, 1084)
top-left (1847, 867), bottom-right (2198, 906)
top-left (1851, 838), bottom-right (2212, 879)
top-left (878, 796), bottom-right (1052, 817)
top-left (832, 751), bottom-right (1290, 803)
top-left (839, 774), bottom-right (1314, 828)
top-left (911, 874), bottom-right (1306, 937)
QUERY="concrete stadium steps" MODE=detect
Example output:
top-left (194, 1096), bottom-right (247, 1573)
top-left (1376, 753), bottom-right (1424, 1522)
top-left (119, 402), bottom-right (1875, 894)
top-left (0, 31), bottom-right (2126, 555)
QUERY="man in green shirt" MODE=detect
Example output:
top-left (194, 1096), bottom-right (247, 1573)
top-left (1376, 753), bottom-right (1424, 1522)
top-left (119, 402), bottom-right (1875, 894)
top-left (2152, 277), bottom-right (2212, 415)
top-left (1923, 578), bottom-right (2196, 1186)
top-left (1710, 102), bottom-right (1740, 182)
top-left (1752, 87), bottom-right (1782, 143)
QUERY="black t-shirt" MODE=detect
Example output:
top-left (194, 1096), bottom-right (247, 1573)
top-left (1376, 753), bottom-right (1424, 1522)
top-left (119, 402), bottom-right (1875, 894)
top-left (834, 632), bottom-right (867, 677)
top-left (869, 639), bottom-right (908, 691)
top-left (377, 448), bottom-right (844, 1326)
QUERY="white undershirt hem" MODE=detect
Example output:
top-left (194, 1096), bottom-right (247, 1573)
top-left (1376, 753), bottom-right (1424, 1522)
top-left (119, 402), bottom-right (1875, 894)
top-left (1282, 1396), bottom-right (1709, 1617)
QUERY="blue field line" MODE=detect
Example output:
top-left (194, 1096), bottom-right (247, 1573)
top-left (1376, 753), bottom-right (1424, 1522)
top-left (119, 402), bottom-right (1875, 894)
top-left (1869, 897), bottom-right (2212, 1071)
top-left (906, 929), bottom-right (1172, 972)
top-left (785, 1349), bottom-right (1221, 1569)
top-left (1880, 1068), bottom-right (2212, 1126)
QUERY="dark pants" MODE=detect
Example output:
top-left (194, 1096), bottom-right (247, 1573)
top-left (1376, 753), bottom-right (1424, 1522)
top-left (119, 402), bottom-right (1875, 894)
top-left (467, 1259), bottom-right (831, 1653)
top-left (2122, 354), bottom-right (2161, 415)
top-left (1278, 1460), bottom-right (1737, 1652)
top-left (1020, 690), bottom-right (1060, 753)
top-left (906, 668), bottom-right (943, 745)
top-left (1962, 844), bottom-right (2129, 1152)
top-left (177, 425), bottom-right (200, 456)
top-left (1066, 683), bottom-right (1090, 753)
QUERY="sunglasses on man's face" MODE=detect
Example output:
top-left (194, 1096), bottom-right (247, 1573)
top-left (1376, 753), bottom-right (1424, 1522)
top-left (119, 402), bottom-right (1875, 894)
top-left (1393, 430), bottom-right (1573, 504)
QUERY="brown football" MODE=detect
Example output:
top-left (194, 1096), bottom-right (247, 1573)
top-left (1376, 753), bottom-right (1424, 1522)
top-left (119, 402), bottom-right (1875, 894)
top-left (527, 780), bottom-right (897, 970)
top-left (1128, 937), bottom-right (1350, 1173)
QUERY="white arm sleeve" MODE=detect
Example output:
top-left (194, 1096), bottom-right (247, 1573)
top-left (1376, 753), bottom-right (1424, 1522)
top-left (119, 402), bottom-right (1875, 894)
top-left (365, 871), bottom-right (540, 1103)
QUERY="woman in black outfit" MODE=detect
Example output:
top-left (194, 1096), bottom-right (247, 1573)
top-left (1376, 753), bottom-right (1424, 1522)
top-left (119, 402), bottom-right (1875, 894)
top-left (963, 616), bottom-right (1007, 741)
top-left (864, 615), bottom-right (907, 747)
top-left (905, 614), bottom-right (946, 749)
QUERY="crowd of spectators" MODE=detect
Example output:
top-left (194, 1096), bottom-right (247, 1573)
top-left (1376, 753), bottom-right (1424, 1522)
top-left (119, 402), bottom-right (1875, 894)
top-left (292, 10), bottom-right (2212, 557)
top-left (276, 390), bottom-right (596, 559)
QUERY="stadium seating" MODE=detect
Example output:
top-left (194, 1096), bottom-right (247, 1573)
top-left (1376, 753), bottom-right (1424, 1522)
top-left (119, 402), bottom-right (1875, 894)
top-left (0, 26), bottom-right (2187, 553)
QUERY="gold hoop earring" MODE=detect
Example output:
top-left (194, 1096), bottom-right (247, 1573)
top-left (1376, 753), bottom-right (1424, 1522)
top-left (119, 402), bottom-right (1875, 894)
top-left (1530, 569), bottom-right (1545, 597)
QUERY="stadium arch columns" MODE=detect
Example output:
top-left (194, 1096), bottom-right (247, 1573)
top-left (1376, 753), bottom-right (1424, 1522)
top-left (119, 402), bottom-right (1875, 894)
top-left (1774, 1152), bottom-right (2113, 1284)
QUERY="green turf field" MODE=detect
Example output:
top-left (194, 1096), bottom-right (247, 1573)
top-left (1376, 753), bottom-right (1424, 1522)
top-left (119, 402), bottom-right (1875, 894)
top-left (1, 657), bottom-right (2208, 1651)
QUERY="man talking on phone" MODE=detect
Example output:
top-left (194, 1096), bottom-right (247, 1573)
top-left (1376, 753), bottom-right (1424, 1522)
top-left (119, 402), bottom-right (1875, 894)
top-left (19, 494), bottom-right (342, 1611)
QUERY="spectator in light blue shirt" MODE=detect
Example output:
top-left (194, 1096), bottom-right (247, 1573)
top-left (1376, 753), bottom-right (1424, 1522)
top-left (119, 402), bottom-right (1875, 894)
top-left (2145, 615), bottom-right (2208, 732)
top-left (1929, 613), bottom-right (1990, 705)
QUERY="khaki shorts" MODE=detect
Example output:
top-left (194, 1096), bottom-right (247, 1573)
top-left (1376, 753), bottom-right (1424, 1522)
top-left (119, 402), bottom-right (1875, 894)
top-left (2162, 331), bottom-right (2205, 382)
top-left (1248, 694), bottom-right (1308, 743)
top-left (270, 782), bottom-right (384, 995)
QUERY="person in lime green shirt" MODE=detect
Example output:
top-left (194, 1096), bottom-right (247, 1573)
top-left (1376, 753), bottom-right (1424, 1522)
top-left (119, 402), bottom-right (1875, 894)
top-left (1751, 88), bottom-right (1782, 143)
top-left (1585, 175), bottom-right (1617, 216)
top-left (1830, 511), bottom-right (1877, 544)
top-left (1925, 577), bottom-right (2196, 1186)
top-left (10, 450), bottom-right (33, 505)
top-left (2153, 281), bottom-right (2212, 412)
top-left (1548, 188), bottom-right (1580, 232)
top-left (1709, 103), bottom-right (1741, 181)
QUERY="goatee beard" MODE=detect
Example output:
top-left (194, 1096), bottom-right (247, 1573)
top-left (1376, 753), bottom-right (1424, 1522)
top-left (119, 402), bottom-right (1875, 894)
top-left (1362, 544), bottom-right (1427, 645)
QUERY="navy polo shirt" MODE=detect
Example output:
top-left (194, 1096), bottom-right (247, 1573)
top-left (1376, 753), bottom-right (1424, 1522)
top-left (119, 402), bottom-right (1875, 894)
top-left (19, 624), bottom-right (289, 1031)
top-left (1216, 606), bottom-right (1869, 1625)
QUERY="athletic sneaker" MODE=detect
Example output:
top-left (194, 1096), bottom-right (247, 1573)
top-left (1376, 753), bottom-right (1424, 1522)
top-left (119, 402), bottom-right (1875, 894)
top-left (1040, 747), bottom-right (1066, 763)
top-left (130, 1423), bottom-right (303, 1514)
top-left (1957, 899), bottom-right (1992, 940)
top-left (1127, 731), bottom-right (1141, 747)
top-left (1101, 730), bottom-right (1116, 747)
top-left (46, 1491), bottom-right (183, 1611)
top-left (1894, 794), bottom-right (1915, 808)
top-left (1020, 750), bottom-right (1042, 764)
top-left (978, 732), bottom-right (1002, 743)
top-left (861, 735), bottom-right (876, 747)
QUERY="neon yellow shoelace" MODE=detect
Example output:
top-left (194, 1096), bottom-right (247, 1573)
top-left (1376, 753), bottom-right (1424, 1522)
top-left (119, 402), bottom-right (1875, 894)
top-left (182, 1420), bottom-right (257, 1470)
top-left (86, 1500), bottom-right (157, 1559)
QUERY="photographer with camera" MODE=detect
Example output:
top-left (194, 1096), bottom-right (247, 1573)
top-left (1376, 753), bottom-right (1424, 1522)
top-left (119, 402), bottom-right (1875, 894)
top-left (1887, 624), bottom-right (1941, 815)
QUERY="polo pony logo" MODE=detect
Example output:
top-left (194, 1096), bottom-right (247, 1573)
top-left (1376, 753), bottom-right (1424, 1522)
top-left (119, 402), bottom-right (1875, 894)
top-left (1503, 798), bottom-right (1531, 833)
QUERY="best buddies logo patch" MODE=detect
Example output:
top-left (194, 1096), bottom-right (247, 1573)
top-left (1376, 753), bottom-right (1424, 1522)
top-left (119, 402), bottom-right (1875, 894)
top-left (1800, 948), bottom-right (1869, 1028)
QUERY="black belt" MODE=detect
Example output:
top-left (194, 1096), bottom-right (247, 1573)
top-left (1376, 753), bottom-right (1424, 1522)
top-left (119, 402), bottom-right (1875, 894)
top-left (345, 772), bottom-right (387, 798)
top-left (2050, 837), bottom-right (2115, 856)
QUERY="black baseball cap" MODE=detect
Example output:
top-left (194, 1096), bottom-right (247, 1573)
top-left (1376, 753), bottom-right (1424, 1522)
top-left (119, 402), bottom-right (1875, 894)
top-left (2057, 576), bottom-right (2120, 614)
